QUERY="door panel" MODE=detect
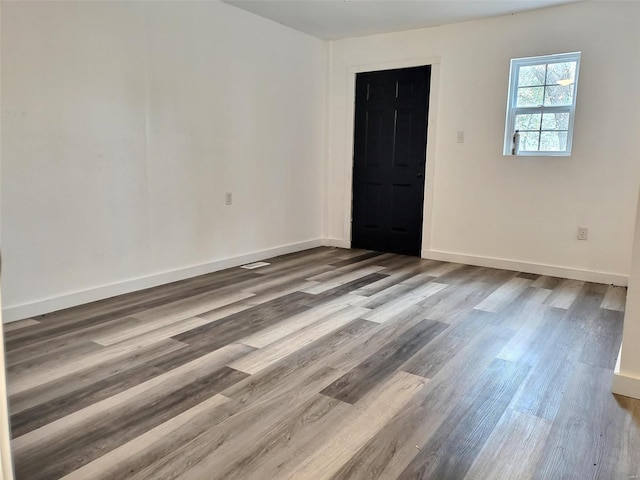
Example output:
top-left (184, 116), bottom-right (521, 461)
top-left (393, 109), bottom-right (414, 166)
top-left (363, 183), bottom-right (383, 229)
top-left (351, 65), bottom-right (431, 256)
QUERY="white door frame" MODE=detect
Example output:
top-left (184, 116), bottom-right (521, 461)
top-left (0, 285), bottom-right (14, 480)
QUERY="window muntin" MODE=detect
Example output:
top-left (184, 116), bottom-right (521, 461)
top-left (504, 52), bottom-right (581, 156)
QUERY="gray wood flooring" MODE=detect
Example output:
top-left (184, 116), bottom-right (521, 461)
top-left (5, 247), bottom-right (639, 479)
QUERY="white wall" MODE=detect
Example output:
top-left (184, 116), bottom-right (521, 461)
top-left (0, 3), bottom-right (15, 475)
top-left (613, 188), bottom-right (640, 399)
top-left (0, 289), bottom-right (14, 480)
top-left (327, 1), bottom-right (640, 284)
top-left (1, 1), bottom-right (326, 320)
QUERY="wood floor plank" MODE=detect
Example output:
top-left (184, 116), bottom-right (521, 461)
top-left (12, 343), bottom-right (252, 453)
top-left (213, 364), bottom-right (437, 480)
top-left (93, 311), bottom-right (238, 349)
top-left (328, 324), bottom-right (515, 480)
top-left (172, 291), bottom-right (312, 349)
top-left (209, 395), bottom-right (353, 480)
top-left (496, 305), bottom-right (565, 365)
top-left (362, 282), bottom-right (447, 323)
top-left (3, 318), bottom-right (40, 332)
top-left (58, 394), bottom-right (233, 480)
top-left (400, 310), bottom-right (489, 378)
top-left (517, 271), bottom-right (540, 280)
top-left (242, 279), bottom-right (320, 306)
top-left (250, 247), bottom-right (341, 276)
top-left (361, 282), bottom-right (420, 309)
top-left (15, 366), bottom-right (249, 480)
top-left (533, 363), bottom-right (640, 480)
top-left (564, 281), bottom-right (608, 328)
top-left (326, 405), bottom-right (445, 480)
top-left (282, 371), bottom-right (427, 480)
top-left (408, 261), bottom-right (464, 279)
top-left (405, 325), bottom-right (517, 414)
top-left (334, 253), bottom-right (400, 274)
top-left (303, 266), bottom-right (387, 294)
top-left (6, 268), bottom-right (261, 349)
top-left (8, 339), bottom-right (187, 416)
top-left (8, 340), bottom-right (104, 378)
top-left (396, 358), bottom-right (530, 480)
top-left (223, 320), bottom-right (377, 407)
top-left (370, 254), bottom-right (433, 273)
top-left (509, 322), bottom-right (585, 421)
top-left (10, 341), bottom-right (254, 438)
top-left (492, 287), bottom-right (552, 330)
top-left (600, 285), bottom-right (627, 311)
top-left (10, 361), bottom-right (163, 438)
top-left (9, 341), bottom-right (171, 396)
top-left (463, 408), bottom-right (552, 480)
top-left (390, 279), bottom-right (453, 306)
top-left (6, 316), bottom-right (142, 366)
top-left (329, 250), bottom-right (387, 268)
top-left (131, 289), bottom-right (255, 322)
top-left (474, 276), bottom-right (532, 313)
top-left (230, 305), bottom-right (371, 374)
top-left (239, 301), bottom-right (357, 349)
top-left (531, 275), bottom-right (563, 290)
top-left (351, 265), bottom-right (428, 297)
top-left (322, 303), bottom-right (445, 374)
top-left (611, 395), bottom-right (640, 479)
top-left (305, 272), bottom-right (388, 303)
top-left (579, 308), bottom-right (624, 369)
top-left (320, 319), bottom-right (447, 404)
top-left (92, 291), bottom-right (254, 346)
top-left (416, 268), bottom-right (516, 325)
top-left (135, 366), bottom-right (348, 480)
top-left (240, 264), bottom-right (330, 294)
top-left (177, 393), bottom-right (354, 480)
top-left (544, 278), bottom-right (585, 309)
top-left (432, 264), bottom-right (491, 286)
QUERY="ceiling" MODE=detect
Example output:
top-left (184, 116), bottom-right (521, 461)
top-left (224, 0), bottom-right (580, 40)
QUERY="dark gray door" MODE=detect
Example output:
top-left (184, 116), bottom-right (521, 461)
top-left (351, 65), bottom-right (431, 256)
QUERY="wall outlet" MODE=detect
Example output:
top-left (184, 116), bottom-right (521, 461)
top-left (225, 192), bottom-right (232, 205)
top-left (577, 226), bottom-right (589, 241)
top-left (457, 131), bottom-right (465, 143)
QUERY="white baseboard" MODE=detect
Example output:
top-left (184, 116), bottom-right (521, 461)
top-left (324, 238), bottom-right (351, 249)
top-left (612, 346), bottom-right (640, 400)
top-left (612, 373), bottom-right (640, 400)
top-left (2, 239), bottom-right (326, 323)
top-left (421, 249), bottom-right (628, 286)
top-left (4, 241), bottom-right (628, 323)
top-left (613, 369), bottom-right (640, 400)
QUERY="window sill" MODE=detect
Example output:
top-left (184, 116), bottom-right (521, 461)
top-left (503, 152), bottom-right (572, 158)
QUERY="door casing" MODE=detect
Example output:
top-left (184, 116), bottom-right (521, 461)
top-left (341, 57), bottom-right (441, 256)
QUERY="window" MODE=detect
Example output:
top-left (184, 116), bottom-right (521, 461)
top-left (504, 52), bottom-right (581, 156)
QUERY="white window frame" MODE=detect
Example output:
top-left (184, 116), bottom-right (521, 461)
top-left (503, 52), bottom-right (581, 157)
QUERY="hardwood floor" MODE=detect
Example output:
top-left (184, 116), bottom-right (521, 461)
top-left (5, 247), bottom-right (639, 480)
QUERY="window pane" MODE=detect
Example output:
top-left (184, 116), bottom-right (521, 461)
top-left (546, 61), bottom-right (577, 86)
top-left (517, 87), bottom-right (544, 107)
top-left (540, 131), bottom-right (568, 151)
top-left (544, 85), bottom-right (575, 106)
top-left (506, 53), bottom-right (580, 155)
top-left (541, 112), bottom-right (570, 130)
top-left (519, 131), bottom-right (540, 151)
top-left (518, 65), bottom-right (546, 87)
top-left (515, 113), bottom-right (542, 130)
